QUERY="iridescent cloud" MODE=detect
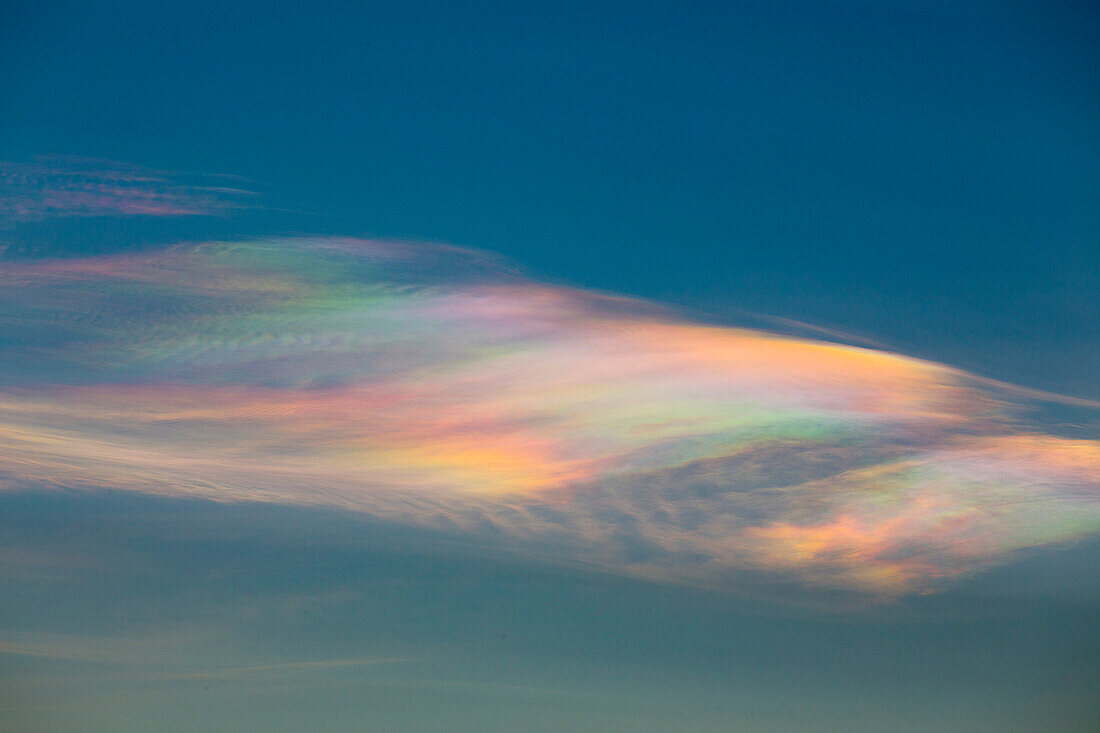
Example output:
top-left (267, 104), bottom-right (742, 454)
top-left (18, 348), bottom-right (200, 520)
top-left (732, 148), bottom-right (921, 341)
top-left (0, 156), bottom-right (257, 223)
top-left (0, 237), bottom-right (1096, 598)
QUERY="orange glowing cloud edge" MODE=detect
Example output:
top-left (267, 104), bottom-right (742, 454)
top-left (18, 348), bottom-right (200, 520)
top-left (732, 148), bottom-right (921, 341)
top-left (0, 236), bottom-right (1097, 598)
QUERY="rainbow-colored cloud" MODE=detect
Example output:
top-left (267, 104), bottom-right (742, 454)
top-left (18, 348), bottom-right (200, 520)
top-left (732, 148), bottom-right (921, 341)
top-left (0, 156), bottom-right (256, 223)
top-left (1, 237), bottom-right (1097, 597)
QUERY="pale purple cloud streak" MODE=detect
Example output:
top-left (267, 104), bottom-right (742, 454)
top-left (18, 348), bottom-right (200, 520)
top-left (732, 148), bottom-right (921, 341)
top-left (0, 156), bottom-right (258, 222)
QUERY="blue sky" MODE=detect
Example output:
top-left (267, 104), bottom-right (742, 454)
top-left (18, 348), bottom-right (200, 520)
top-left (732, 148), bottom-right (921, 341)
top-left (3, 0), bottom-right (1098, 394)
top-left (1, 2), bottom-right (1099, 730)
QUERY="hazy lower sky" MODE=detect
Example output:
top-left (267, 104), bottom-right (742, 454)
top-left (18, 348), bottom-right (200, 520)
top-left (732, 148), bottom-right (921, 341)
top-left (1, 2), bottom-right (1098, 731)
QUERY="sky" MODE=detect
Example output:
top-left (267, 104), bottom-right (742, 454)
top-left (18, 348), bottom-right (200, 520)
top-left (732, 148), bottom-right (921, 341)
top-left (1, 1), bottom-right (1099, 731)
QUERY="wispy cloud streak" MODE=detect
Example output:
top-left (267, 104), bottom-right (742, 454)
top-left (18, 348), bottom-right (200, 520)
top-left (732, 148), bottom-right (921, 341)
top-left (0, 156), bottom-right (257, 223)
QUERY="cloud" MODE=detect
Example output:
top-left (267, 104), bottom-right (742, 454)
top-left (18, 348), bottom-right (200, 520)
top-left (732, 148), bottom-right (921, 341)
top-left (0, 156), bottom-right (257, 224)
top-left (0, 237), bottom-right (1096, 598)
top-left (157, 657), bottom-right (415, 680)
top-left (0, 629), bottom-right (411, 682)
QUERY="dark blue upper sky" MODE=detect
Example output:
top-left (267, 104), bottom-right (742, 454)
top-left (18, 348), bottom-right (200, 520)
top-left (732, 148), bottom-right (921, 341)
top-left (2, 0), bottom-right (1098, 396)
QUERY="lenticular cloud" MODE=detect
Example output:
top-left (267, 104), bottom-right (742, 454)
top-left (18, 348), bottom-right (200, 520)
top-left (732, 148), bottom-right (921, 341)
top-left (1, 237), bottom-right (1097, 598)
